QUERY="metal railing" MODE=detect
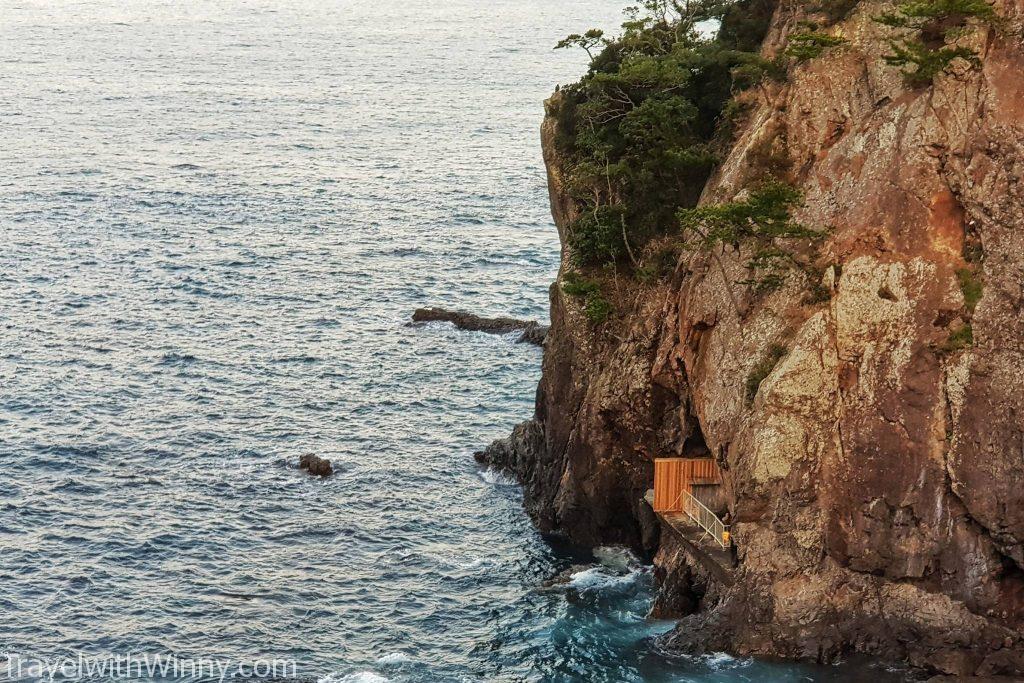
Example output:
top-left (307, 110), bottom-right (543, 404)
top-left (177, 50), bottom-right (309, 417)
top-left (670, 488), bottom-right (731, 549)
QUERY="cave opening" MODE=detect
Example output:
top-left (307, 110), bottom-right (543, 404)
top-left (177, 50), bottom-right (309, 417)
top-left (683, 418), bottom-right (710, 458)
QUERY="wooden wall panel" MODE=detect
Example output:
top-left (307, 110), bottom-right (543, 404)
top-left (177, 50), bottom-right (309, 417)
top-left (653, 459), bottom-right (684, 512)
top-left (653, 458), bottom-right (722, 512)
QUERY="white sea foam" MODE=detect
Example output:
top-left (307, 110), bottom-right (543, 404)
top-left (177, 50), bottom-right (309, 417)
top-left (319, 673), bottom-right (389, 683)
top-left (416, 550), bottom-right (495, 572)
top-left (376, 652), bottom-right (411, 666)
top-left (705, 652), bottom-right (735, 666)
top-left (478, 467), bottom-right (517, 486)
top-left (457, 557), bottom-right (493, 569)
top-left (699, 651), bottom-right (752, 671)
top-left (568, 566), bottom-right (640, 592)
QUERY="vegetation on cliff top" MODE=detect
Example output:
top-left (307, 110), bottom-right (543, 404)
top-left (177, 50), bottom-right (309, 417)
top-left (552, 0), bottom-right (1004, 328)
top-left (552, 0), bottom-right (781, 273)
top-left (553, 0), bottom-right (834, 325)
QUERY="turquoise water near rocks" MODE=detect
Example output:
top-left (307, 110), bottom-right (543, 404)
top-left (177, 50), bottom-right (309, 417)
top-left (1, 1), bottom-right (909, 681)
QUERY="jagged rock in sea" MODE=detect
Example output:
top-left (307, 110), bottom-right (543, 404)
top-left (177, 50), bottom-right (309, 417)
top-left (411, 307), bottom-right (547, 346)
top-left (489, 0), bottom-right (1024, 676)
top-left (299, 454), bottom-right (334, 477)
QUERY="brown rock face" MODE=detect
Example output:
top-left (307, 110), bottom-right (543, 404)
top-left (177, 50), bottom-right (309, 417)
top-left (490, 0), bottom-right (1024, 676)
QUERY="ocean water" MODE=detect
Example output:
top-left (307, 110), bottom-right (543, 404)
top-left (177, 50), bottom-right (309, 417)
top-left (0, 1), bottom-right (907, 681)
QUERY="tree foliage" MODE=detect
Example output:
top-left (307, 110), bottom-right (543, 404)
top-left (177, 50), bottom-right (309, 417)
top-left (553, 0), bottom-right (780, 269)
top-left (555, 29), bottom-right (608, 61)
top-left (874, 0), bottom-right (998, 85)
top-left (784, 31), bottom-right (847, 61)
top-left (561, 272), bottom-right (614, 325)
top-left (678, 180), bottom-right (824, 293)
top-left (883, 40), bottom-right (979, 85)
top-left (875, 0), bottom-right (997, 30)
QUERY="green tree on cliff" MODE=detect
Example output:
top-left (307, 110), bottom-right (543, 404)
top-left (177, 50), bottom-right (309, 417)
top-left (552, 0), bottom-right (780, 269)
top-left (874, 0), bottom-right (999, 85)
top-left (555, 29), bottom-right (607, 61)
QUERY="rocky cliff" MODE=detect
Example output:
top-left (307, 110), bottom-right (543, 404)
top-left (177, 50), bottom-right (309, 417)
top-left (480, 0), bottom-right (1024, 675)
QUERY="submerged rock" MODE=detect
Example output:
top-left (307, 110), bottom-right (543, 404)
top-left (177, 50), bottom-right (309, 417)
top-left (298, 454), bottom-right (333, 477)
top-left (411, 307), bottom-right (547, 346)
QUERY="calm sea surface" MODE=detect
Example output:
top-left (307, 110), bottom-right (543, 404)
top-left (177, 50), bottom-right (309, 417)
top-left (1, 2), bottom-right (906, 681)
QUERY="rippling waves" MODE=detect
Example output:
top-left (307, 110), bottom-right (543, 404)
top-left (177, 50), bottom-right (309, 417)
top-left (0, 2), bottom-right (907, 681)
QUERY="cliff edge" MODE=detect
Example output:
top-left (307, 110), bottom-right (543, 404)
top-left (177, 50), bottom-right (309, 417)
top-left (480, 0), bottom-right (1024, 675)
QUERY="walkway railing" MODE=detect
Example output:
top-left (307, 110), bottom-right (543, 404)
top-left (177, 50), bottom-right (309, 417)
top-left (671, 488), bottom-right (730, 549)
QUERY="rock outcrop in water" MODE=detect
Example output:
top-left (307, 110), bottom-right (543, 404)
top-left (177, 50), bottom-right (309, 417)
top-left (484, 0), bottom-right (1024, 675)
top-left (299, 454), bottom-right (333, 477)
top-left (411, 307), bottom-right (547, 346)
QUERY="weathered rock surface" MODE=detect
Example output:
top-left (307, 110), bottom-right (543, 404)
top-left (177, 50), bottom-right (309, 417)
top-left (298, 454), bottom-right (333, 477)
top-left (651, 521), bottom-right (732, 619)
top-left (491, 0), bottom-right (1024, 675)
top-left (411, 307), bottom-right (547, 346)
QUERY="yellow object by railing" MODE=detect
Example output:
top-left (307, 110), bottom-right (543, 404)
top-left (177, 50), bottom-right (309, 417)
top-left (671, 487), bottom-right (731, 550)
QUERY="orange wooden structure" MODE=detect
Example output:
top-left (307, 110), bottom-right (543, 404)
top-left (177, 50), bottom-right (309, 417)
top-left (652, 458), bottom-right (722, 512)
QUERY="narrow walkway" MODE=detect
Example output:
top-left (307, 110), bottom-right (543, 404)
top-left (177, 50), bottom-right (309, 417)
top-left (645, 489), bottom-right (736, 586)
